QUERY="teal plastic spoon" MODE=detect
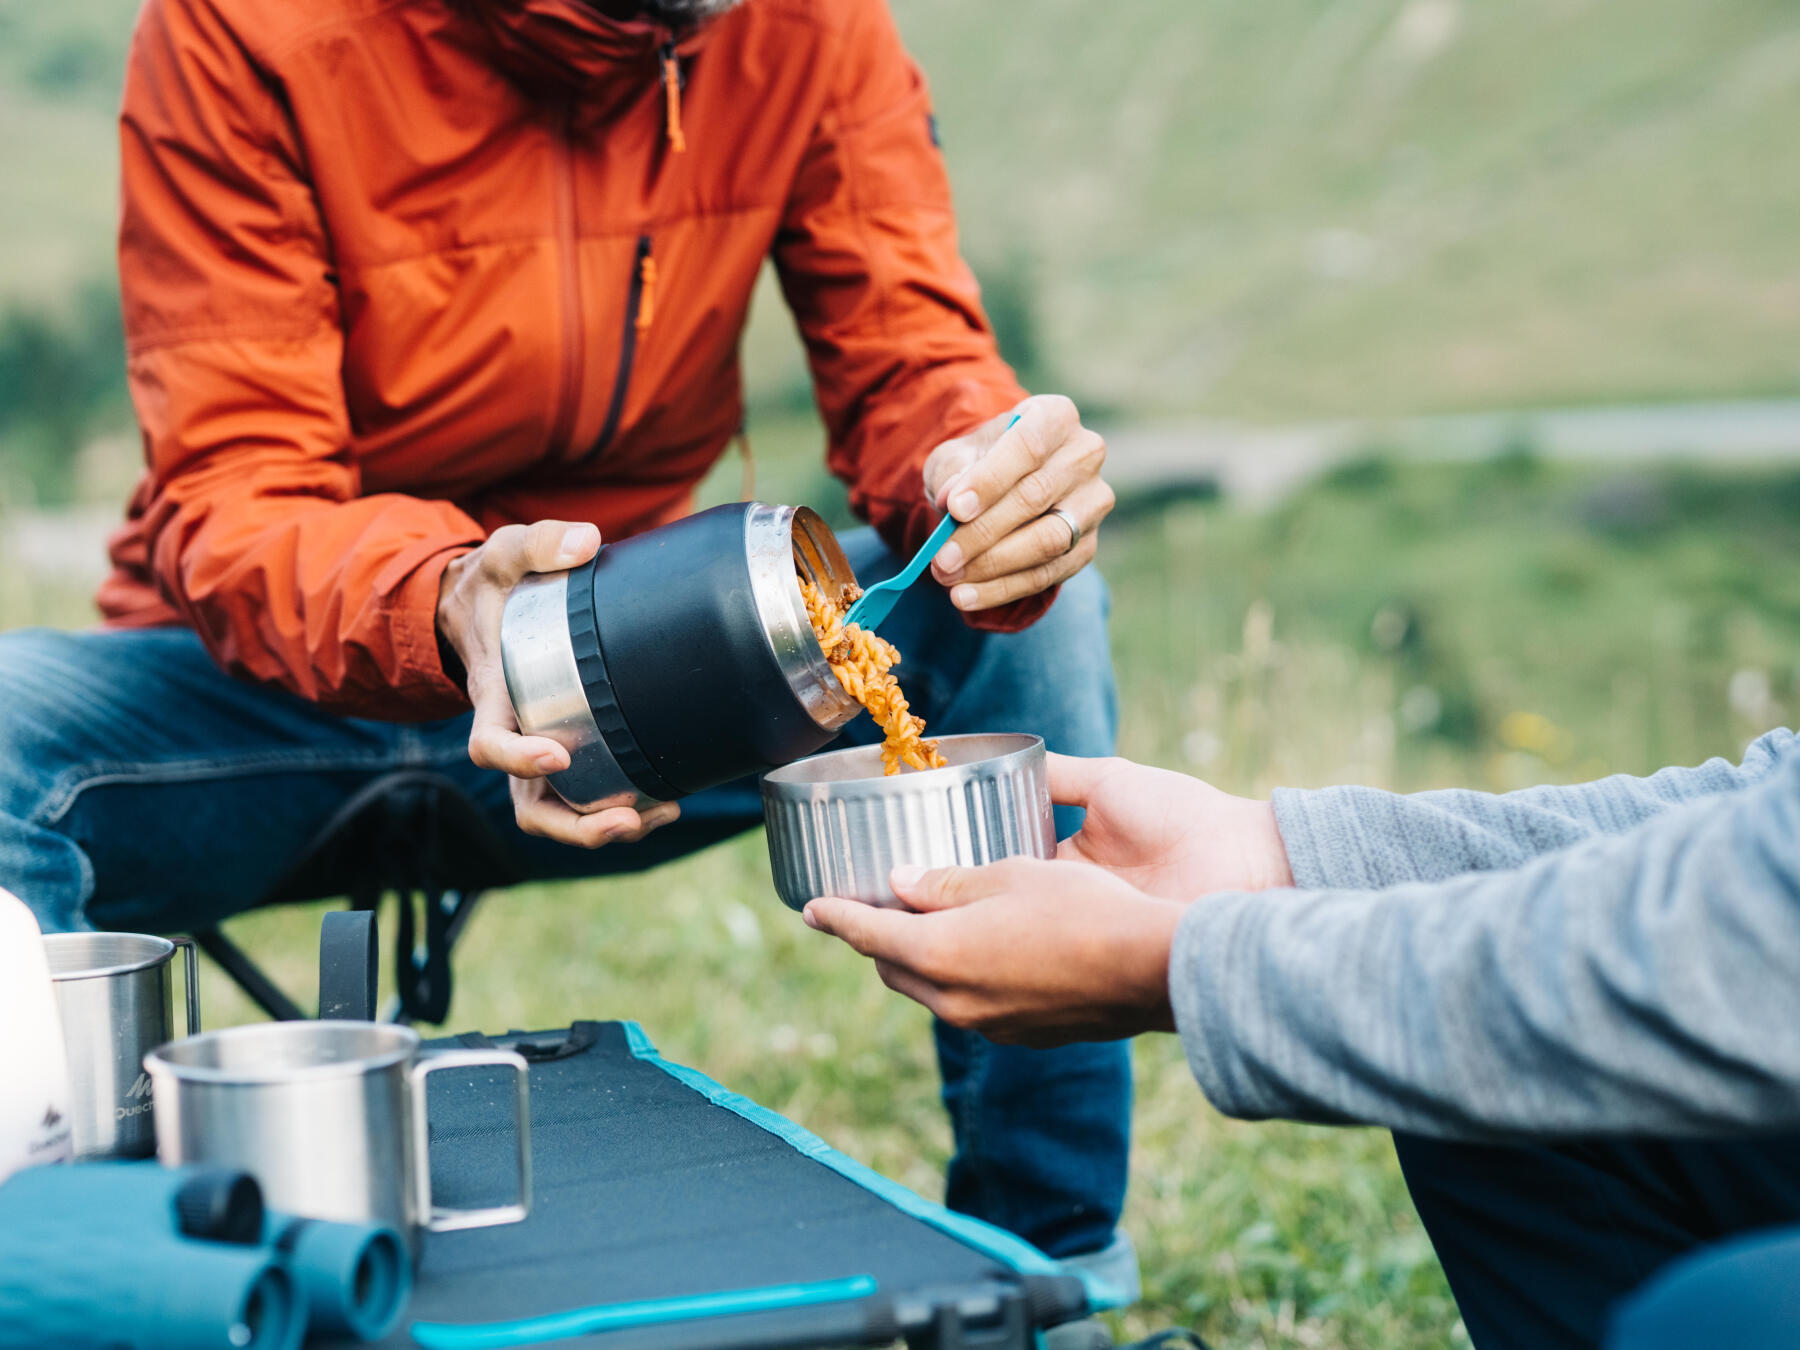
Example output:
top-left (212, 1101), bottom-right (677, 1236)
top-left (842, 412), bottom-right (1021, 634)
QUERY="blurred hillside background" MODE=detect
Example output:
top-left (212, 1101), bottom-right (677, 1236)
top-left (5, 1), bottom-right (1800, 1346)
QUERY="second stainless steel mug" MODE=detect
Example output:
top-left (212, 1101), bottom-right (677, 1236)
top-left (42, 931), bottom-right (200, 1160)
top-left (145, 1021), bottom-right (530, 1258)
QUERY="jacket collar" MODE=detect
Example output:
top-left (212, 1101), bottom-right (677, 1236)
top-left (461, 0), bottom-right (712, 98)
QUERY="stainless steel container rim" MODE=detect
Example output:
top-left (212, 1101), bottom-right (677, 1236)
top-left (146, 1021), bottom-right (423, 1085)
top-left (746, 502), bottom-right (862, 734)
top-left (42, 931), bottom-right (177, 983)
top-left (761, 732), bottom-right (1046, 791)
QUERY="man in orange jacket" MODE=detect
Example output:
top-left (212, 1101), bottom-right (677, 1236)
top-left (0, 0), bottom-right (1134, 1287)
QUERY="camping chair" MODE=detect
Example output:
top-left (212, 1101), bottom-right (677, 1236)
top-left (189, 769), bottom-right (521, 1024)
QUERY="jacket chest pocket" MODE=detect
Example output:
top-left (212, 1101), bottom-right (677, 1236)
top-left (550, 233), bottom-right (656, 467)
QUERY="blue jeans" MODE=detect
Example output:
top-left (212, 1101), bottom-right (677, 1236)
top-left (0, 530), bottom-right (1130, 1259)
top-left (1606, 1226), bottom-right (1800, 1350)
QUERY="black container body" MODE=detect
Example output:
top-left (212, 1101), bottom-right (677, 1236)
top-left (575, 503), bottom-right (839, 798)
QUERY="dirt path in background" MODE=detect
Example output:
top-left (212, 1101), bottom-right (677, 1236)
top-left (1103, 398), bottom-right (1800, 505)
top-left (9, 399), bottom-right (1800, 587)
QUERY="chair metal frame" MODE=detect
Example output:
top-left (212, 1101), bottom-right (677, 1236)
top-left (189, 769), bottom-right (520, 1024)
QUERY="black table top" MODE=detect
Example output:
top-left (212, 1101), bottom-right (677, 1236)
top-left (331, 1022), bottom-right (1086, 1350)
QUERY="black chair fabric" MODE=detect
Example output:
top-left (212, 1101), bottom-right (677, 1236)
top-left (193, 771), bottom-right (521, 1023)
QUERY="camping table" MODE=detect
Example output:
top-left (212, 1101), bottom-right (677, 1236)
top-left (326, 1021), bottom-right (1109, 1350)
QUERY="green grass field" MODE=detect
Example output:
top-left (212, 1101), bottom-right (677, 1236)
top-left (895, 0), bottom-right (1800, 419)
top-left (7, 0), bottom-right (1800, 421)
top-left (5, 440), bottom-right (1784, 1350)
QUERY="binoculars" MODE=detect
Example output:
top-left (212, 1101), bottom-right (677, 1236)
top-left (0, 1162), bottom-right (410, 1349)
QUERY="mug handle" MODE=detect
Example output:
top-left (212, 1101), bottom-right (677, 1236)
top-left (169, 936), bottom-right (201, 1035)
top-left (409, 1049), bottom-right (532, 1232)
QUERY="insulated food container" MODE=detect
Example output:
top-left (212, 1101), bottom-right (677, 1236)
top-left (760, 733), bottom-right (1056, 911)
top-left (501, 502), bottom-right (863, 811)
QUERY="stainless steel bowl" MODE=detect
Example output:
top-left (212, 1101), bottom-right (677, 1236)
top-left (760, 733), bottom-right (1055, 911)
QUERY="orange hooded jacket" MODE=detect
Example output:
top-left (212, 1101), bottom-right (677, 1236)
top-left (101, 0), bottom-right (1038, 721)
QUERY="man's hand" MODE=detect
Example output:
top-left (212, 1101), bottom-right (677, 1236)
top-left (803, 858), bottom-right (1183, 1047)
top-left (436, 520), bottom-right (680, 849)
top-left (922, 395), bottom-right (1113, 611)
top-left (1051, 754), bottom-right (1293, 900)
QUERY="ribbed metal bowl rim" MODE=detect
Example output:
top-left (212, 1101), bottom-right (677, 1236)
top-left (760, 732), bottom-right (1045, 794)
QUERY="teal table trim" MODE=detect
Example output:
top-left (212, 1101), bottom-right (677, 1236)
top-left (412, 1275), bottom-right (878, 1349)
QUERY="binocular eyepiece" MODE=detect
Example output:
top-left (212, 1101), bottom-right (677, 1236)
top-left (174, 1167), bottom-right (266, 1245)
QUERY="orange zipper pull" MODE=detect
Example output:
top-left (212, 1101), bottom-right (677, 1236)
top-left (636, 253), bottom-right (657, 333)
top-left (661, 44), bottom-right (687, 153)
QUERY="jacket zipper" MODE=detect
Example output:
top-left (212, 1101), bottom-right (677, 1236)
top-left (660, 41), bottom-right (687, 153)
top-left (581, 234), bottom-right (653, 464)
top-left (547, 106), bottom-right (584, 461)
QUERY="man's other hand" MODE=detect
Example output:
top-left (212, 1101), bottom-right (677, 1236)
top-left (803, 857), bottom-right (1183, 1047)
top-left (436, 520), bottom-right (680, 848)
top-left (922, 394), bottom-right (1113, 611)
top-left (1050, 754), bottom-right (1294, 900)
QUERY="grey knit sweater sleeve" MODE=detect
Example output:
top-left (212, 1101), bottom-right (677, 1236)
top-left (1169, 730), bottom-right (1800, 1139)
top-left (1270, 728), bottom-right (1797, 890)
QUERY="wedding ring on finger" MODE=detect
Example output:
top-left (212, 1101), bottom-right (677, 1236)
top-left (1044, 507), bottom-right (1082, 556)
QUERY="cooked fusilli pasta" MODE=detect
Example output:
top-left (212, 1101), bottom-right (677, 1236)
top-left (800, 576), bottom-right (946, 775)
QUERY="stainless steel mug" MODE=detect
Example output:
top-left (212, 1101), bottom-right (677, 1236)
top-left (145, 1021), bottom-right (530, 1258)
top-left (42, 932), bottom-right (200, 1160)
